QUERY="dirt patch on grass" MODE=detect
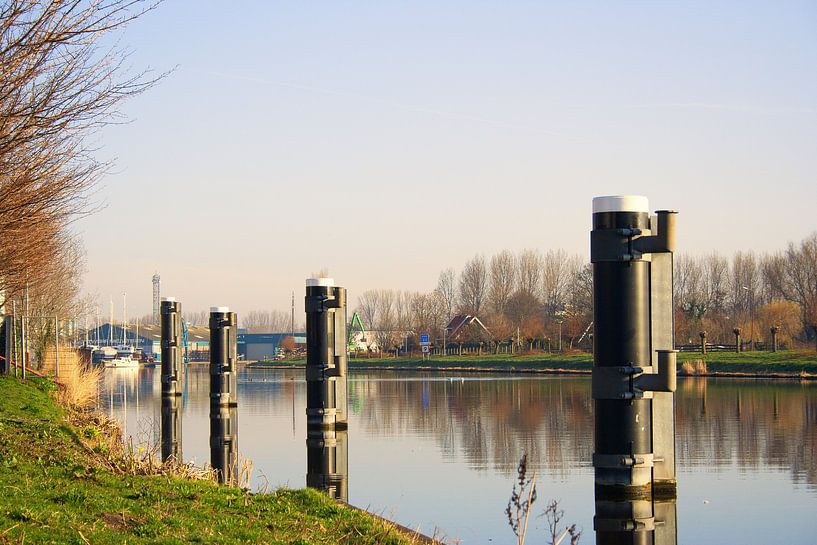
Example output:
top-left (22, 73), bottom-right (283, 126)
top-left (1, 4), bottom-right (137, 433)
top-left (101, 511), bottom-right (140, 532)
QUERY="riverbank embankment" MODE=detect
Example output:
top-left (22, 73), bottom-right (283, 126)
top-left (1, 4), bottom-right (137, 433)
top-left (249, 350), bottom-right (817, 379)
top-left (0, 376), bottom-right (431, 544)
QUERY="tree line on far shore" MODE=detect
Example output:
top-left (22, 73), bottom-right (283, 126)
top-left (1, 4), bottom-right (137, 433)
top-left (352, 233), bottom-right (817, 352)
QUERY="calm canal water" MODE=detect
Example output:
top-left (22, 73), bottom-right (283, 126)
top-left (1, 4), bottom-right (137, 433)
top-left (99, 367), bottom-right (817, 544)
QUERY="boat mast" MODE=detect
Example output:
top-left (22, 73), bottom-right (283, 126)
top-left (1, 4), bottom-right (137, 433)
top-left (122, 291), bottom-right (127, 345)
top-left (109, 296), bottom-right (113, 345)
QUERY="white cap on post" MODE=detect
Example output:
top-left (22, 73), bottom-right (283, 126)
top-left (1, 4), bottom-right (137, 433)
top-left (592, 195), bottom-right (649, 214)
top-left (306, 278), bottom-right (335, 287)
top-left (162, 296), bottom-right (176, 302)
top-left (210, 306), bottom-right (230, 313)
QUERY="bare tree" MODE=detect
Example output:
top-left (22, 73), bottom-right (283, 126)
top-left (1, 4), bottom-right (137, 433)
top-left (703, 253), bottom-right (729, 314)
top-left (766, 233), bottom-right (817, 336)
top-left (183, 310), bottom-right (209, 327)
top-left (729, 251), bottom-right (759, 318)
top-left (542, 250), bottom-right (580, 316)
top-left (410, 290), bottom-right (447, 339)
top-left (356, 290), bottom-right (381, 334)
top-left (459, 255), bottom-right (488, 316)
top-left (675, 254), bottom-right (708, 319)
top-left (436, 268), bottom-right (457, 321)
top-left (393, 291), bottom-right (413, 349)
top-left (488, 250), bottom-right (516, 316)
top-left (19, 233), bottom-right (87, 364)
top-left (242, 310), bottom-right (291, 333)
top-left (374, 290), bottom-right (397, 353)
top-left (0, 0), bottom-right (163, 301)
top-left (517, 249), bottom-right (543, 300)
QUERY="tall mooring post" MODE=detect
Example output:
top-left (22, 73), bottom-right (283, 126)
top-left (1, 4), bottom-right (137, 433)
top-left (209, 306), bottom-right (238, 484)
top-left (733, 328), bottom-right (742, 353)
top-left (160, 297), bottom-right (183, 462)
top-left (305, 278), bottom-right (348, 429)
top-left (591, 195), bottom-right (678, 504)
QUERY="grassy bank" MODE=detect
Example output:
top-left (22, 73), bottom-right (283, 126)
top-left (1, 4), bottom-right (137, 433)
top-left (677, 350), bottom-right (817, 376)
top-left (250, 350), bottom-right (817, 378)
top-left (0, 376), bottom-right (427, 544)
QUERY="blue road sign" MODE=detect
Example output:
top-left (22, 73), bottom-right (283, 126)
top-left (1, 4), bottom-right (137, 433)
top-left (420, 333), bottom-right (430, 344)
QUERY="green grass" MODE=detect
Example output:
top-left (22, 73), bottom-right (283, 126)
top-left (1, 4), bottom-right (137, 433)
top-left (252, 350), bottom-right (817, 377)
top-left (0, 376), bottom-right (425, 544)
top-left (678, 349), bottom-right (817, 375)
top-left (347, 353), bottom-right (593, 372)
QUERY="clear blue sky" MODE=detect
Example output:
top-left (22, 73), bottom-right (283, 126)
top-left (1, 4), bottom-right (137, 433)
top-left (79, 1), bottom-right (817, 319)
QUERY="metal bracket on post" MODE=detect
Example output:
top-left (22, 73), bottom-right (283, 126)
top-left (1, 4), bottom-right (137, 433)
top-left (593, 453), bottom-right (654, 469)
top-left (634, 351), bottom-right (677, 393)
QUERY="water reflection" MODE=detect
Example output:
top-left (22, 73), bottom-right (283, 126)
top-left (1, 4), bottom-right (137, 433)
top-left (99, 370), bottom-right (817, 487)
top-left (98, 369), bottom-right (817, 544)
top-left (348, 374), bottom-right (817, 487)
top-left (160, 393), bottom-right (183, 462)
top-left (594, 498), bottom-right (677, 545)
top-left (306, 426), bottom-right (348, 501)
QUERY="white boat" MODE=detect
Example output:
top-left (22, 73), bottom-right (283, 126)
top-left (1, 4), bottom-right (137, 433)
top-left (105, 355), bottom-right (138, 368)
top-left (92, 346), bottom-right (118, 365)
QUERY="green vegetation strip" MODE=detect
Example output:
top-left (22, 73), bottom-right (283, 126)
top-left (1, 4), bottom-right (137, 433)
top-left (678, 350), bottom-right (817, 376)
top-left (0, 376), bottom-right (424, 545)
top-left (252, 350), bottom-right (817, 377)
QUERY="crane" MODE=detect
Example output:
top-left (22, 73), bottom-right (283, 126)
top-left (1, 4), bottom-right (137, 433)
top-left (347, 312), bottom-right (366, 352)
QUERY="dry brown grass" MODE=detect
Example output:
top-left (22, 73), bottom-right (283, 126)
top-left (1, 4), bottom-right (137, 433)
top-left (680, 359), bottom-right (708, 376)
top-left (67, 408), bottom-right (218, 482)
top-left (55, 358), bottom-right (103, 409)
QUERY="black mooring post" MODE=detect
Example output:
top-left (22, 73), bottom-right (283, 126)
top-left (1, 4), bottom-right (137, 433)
top-left (770, 326), bottom-right (779, 352)
top-left (699, 331), bottom-right (707, 355)
top-left (160, 298), bottom-right (183, 462)
top-left (733, 328), bottom-right (742, 353)
top-left (209, 306), bottom-right (238, 485)
top-left (591, 196), bottom-right (678, 502)
top-left (306, 425), bottom-right (348, 502)
top-left (305, 278), bottom-right (348, 429)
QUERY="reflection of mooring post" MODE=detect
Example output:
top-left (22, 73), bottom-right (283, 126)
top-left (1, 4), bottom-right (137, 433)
top-left (160, 297), bottom-right (184, 462)
top-left (306, 426), bottom-right (348, 502)
top-left (2, 315), bottom-right (12, 375)
top-left (209, 306), bottom-right (238, 485)
top-left (699, 331), bottom-right (707, 355)
top-left (595, 497), bottom-right (678, 545)
top-left (591, 195), bottom-right (678, 501)
top-left (733, 328), bottom-right (742, 353)
top-left (305, 278), bottom-right (348, 429)
top-left (770, 326), bottom-right (780, 352)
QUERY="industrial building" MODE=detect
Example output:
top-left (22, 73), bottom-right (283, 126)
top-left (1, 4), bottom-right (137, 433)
top-left (86, 323), bottom-right (211, 361)
top-left (86, 324), bottom-right (305, 362)
top-left (238, 333), bottom-right (306, 361)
